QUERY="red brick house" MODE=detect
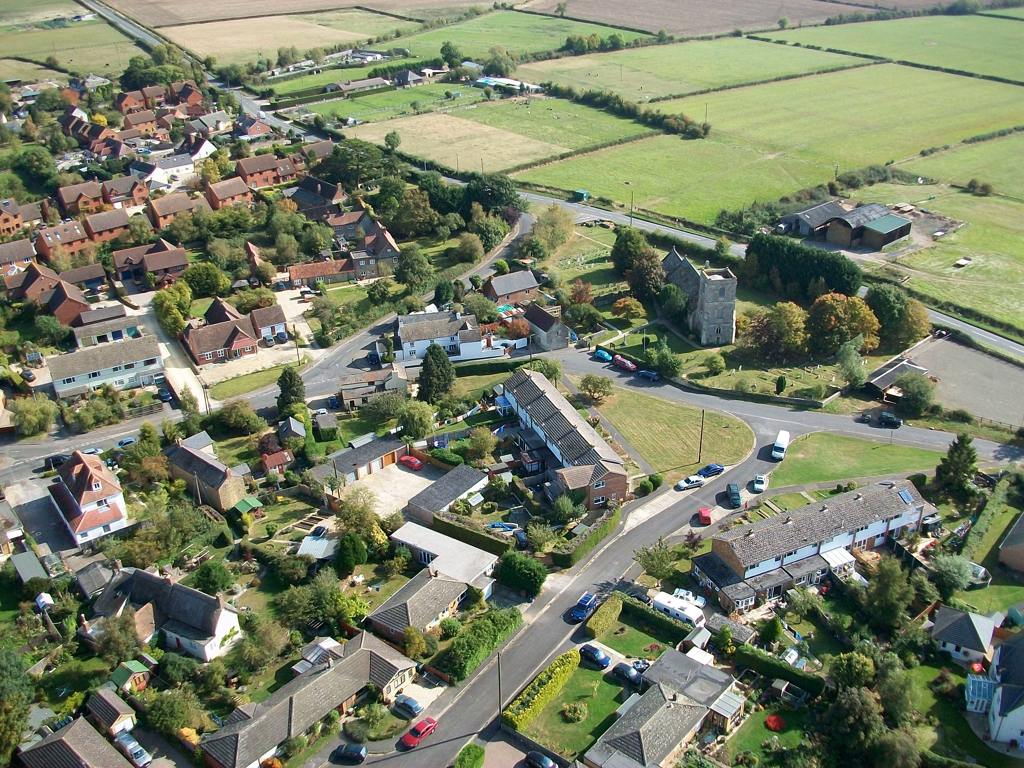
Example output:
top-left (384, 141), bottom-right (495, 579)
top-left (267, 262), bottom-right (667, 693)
top-left (0, 198), bottom-right (25, 236)
top-left (146, 193), bottom-right (210, 229)
top-left (113, 239), bottom-right (188, 283)
top-left (123, 109), bottom-right (158, 135)
top-left (482, 270), bottom-right (540, 305)
top-left (234, 114), bottom-right (272, 140)
top-left (34, 222), bottom-right (90, 261)
top-left (57, 181), bottom-right (104, 217)
top-left (169, 80), bottom-right (203, 107)
top-left (101, 176), bottom-right (149, 208)
top-left (181, 314), bottom-right (259, 365)
top-left (205, 177), bottom-right (252, 210)
top-left (261, 450), bottom-right (294, 474)
top-left (141, 85), bottom-right (166, 108)
top-left (115, 90), bottom-right (146, 114)
top-left (234, 154), bottom-right (296, 188)
top-left (287, 258), bottom-right (353, 287)
top-left (84, 208), bottom-right (130, 244)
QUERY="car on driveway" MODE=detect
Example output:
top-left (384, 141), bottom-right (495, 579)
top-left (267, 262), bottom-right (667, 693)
top-left (157, 388), bottom-right (173, 402)
top-left (672, 588), bottom-right (707, 609)
top-left (580, 643), bottom-right (611, 669)
top-left (636, 369), bottom-right (660, 381)
top-left (45, 454), bottom-right (71, 470)
top-left (675, 474), bottom-right (705, 491)
top-left (752, 474), bottom-right (769, 493)
top-left (393, 694), bottom-right (423, 719)
top-left (612, 354), bottom-right (637, 372)
top-left (400, 717), bottom-right (437, 749)
top-left (399, 455), bottom-right (424, 471)
top-left (276, 331), bottom-right (289, 344)
top-left (697, 463), bottom-right (725, 478)
top-left (593, 349), bottom-right (613, 363)
top-left (612, 662), bottom-right (642, 686)
top-left (82, 447), bottom-right (103, 455)
top-left (331, 743), bottom-right (367, 764)
top-left (514, 529), bottom-right (528, 549)
top-left (114, 732), bottom-right (152, 767)
top-left (20, 369), bottom-right (35, 382)
top-left (117, 436), bottom-right (137, 449)
top-left (726, 482), bottom-right (742, 507)
top-left (525, 751), bottom-right (557, 768)
top-left (314, 407), bottom-right (328, 416)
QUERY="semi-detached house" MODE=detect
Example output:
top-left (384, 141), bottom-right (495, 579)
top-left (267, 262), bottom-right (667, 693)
top-left (692, 481), bottom-right (932, 613)
top-left (48, 334), bottom-right (163, 398)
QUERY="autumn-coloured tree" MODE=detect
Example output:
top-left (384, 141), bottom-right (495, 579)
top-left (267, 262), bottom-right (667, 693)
top-left (570, 279), bottom-right (593, 305)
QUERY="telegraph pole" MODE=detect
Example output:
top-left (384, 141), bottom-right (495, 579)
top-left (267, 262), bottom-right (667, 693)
top-left (697, 409), bottom-right (705, 463)
top-left (497, 651), bottom-right (503, 720)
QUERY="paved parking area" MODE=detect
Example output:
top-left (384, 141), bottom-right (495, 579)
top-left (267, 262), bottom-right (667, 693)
top-left (5, 479), bottom-right (77, 554)
top-left (481, 732), bottom-right (531, 768)
top-left (357, 463), bottom-right (445, 518)
top-left (911, 337), bottom-right (1024, 425)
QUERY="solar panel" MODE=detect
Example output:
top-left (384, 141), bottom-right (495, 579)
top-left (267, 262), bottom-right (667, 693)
top-left (898, 489), bottom-right (914, 504)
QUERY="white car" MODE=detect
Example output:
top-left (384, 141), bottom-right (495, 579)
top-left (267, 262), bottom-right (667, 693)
top-left (675, 475), bottom-right (705, 491)
top-left (752, 474), bottom-right (769, 493)
top-left (314, 408), bottom-right (328, 416)
top-left (671, 588), bottom-right (707, 609)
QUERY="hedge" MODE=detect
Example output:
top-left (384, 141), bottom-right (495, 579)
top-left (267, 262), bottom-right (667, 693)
top-left (496, 550), bottom-right (548, 597)
top-left (429, 447), bottom-right (464, 466)
top-left (585, 594), bottom-right (622, 639)
top-left (454, 744), bottom-right (485, 768)
top-left (733, 646), bottom-right (825, 698)
top-left (453, 359), bottom-right (529, 377)
top-left (551, 505), bottom-right (622, 567)
top-left (433, 512), bottom-right (512, 556)
top-left (920, 751), bottom-right (978, 768)
top-left (502, 649), bottom-right (580, 730)
top-left (615, 590), bottom-right (692, 644)
top-left (961, 477), bottom-right (1013, 560)
top-left (438, 607), bottom-right (522, 681)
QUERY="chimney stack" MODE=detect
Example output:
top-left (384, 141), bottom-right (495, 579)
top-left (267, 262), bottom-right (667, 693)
top-left (79, 614), bottom-right (90, 633)
top-left (113, 559), bottom-right (122, 573)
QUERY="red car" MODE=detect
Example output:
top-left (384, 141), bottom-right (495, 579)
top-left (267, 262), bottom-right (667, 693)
top-left (400, 717), bottom-right (437, 749)
top-left (698, 507), bottom-right (712, 526)
top-left (399, 455), bottom-right (424, 471)
top-left (612, 354), bottom-right (637, 372)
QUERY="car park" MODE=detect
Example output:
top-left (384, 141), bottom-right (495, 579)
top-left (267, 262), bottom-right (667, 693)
top-left (117, 437), bottom-right (137, 449)
top-left (593, 349), bottom-right (613, 362)
top-left (612, 354), bottom-right (637, 372)
top-left (157, 388), bottom-right (173, 402)
top-left (880, 411), bottom-right (903, 428)
top-left (331, 743), bottom-right (367, 764)
top-left (697, 463), bottom-right (725, 478)
top-left (752, 474), bottom-right (769, 493)
top-left (525, 752), bottom-right (557, 768)
top-left (393, 694), bottom-right (424, 719)
top-left (675, 474), bottom-right (705, 491)
top-left (399, 717), bottom-right (437, 749)
top-left (399, 455), bottom-right (424, 471)
top-left (726, 482), bottom-right (742, 507)
top-left (672, 588), bottom-right (707, 609)
top-left (612, 662), bottom-right (642, 685)
top-left (569, 592), bottom-right (599, 623)
top-left (580, 643), bottom-right (611, 669)
top-left (636, 369), bottom-right (660, 381)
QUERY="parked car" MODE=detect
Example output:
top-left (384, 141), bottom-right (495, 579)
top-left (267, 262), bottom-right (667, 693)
top-left (672, 589), bottom-right (707, 609)
top-left (393, 694), bottom-right (423, 719)
top-left (82, 448), bottom-right (103, 455)
top-left (636, 369), bottom-right (660, 381)
top-left (45, 454), bottom-right (71, 470)
top-left (117, 437), bottom-right (137, 449)
top-left (569, 592), bottom-right (599, 623)
top-left (487, 522), bottom-right (517, 532)
top-left (399, 455), bottom-right (424, 471)
top-left (593, 349), bottom-right (613, 363)
top-left (514, 529), bottom-right (528, 550)
top-left (696, 506), bottom-right (713, 526)
top-left (856, 412), bottom-right (872, 424)
top-left (331, 743), bottom-right (367, 764)
top-left (157, 388), bottom-right (173, 402)
top-left (879, 411), bottom-right (903, 428)
top-left (697, 463), bottom-right (725, 478)
top-left (726, 482), bottom-right (742, 507)
top-left (612, 354), bottom-right (637, 372)
top-left (624, 586), bottom-right (652, 604)
top-left (675, 474), bottom-right (705, 491)
top-left (752, 474), bottom-right (769, 493)
top-left (399, 717), bottom-right (437, 749)
top-left (525, 751), bottom-right (557, 768)
top-left (311, 526), bottom-right (327, 538)
top-left (20, 369), bottom-right (35, 382)
top-left (114, 732), bottom-right (152, 768)
top-left (264, 336), bottom-right (275, 347)
top-left (276, 331), bottom-right (288, 344)
top-left (580, 643), bottom-right (611, 669)
top-left (612, 662), bottom-right (642, 685)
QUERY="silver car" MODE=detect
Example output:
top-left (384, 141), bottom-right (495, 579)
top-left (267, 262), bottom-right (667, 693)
top-left (752, 474), bottom-right (769, 493)
top-left (675, 475), bottom-right (705, 491)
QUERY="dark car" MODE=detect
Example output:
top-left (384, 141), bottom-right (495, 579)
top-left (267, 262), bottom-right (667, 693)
top-left (580, 643), bottom-right (611, 669)
top-left (45, 454), bottom-right (71, 470)
top-left (157, 388), bottom-right (173, 402)
top-left (636, 369), bottom-right (660, 381)
top-left (697, 463), bottom-right (725, 478)
top-left (20, 369), bottom-right (35, 382)
top-left (276, 331), bottom-right (289, 344)
top-left (331, 743), bottom-right (367, 764)
top-left (311, 525), bottom-right (327, 538)
top-left (514, 529), bottom-right (528, 550)
top-left (569, 592), bottom-right (599, 623)
top-left (525, 751), bottom-right (557, 768)
top-left (393, 694), bottom-right (423, 719)
top-left (612, 662), bottom-right (642, 685)
top-left (726, 482), bottom-right (742, 507)
top-left (879, 411), bottom-right (903, 428)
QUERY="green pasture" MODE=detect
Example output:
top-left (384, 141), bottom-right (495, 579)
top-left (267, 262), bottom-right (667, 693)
top-left (0, 19), bottom-right (145, 75)
top-left (308, 83), bottom-right (482, 123)
top-left (0, 58), bottom-right (67, 82)
top-left (904, 133), bottom-right (1024, 199)
top-left (270, 64), bottom-right (389, 96)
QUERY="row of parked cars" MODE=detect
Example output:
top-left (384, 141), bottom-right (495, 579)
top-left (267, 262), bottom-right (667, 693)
top-left (593, 349), bottom-right (661, 381)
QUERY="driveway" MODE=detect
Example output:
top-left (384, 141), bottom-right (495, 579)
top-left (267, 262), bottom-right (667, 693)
top-left (357, 463), bottom-right (446, 518)
top-left (5, 479), bottom-right (77, 554)
top-left (133, 727), bottom-right (195, 768)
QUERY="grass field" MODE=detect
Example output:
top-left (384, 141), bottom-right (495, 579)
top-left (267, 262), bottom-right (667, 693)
top-left (387, 10), bottom-right (649, 60)
top-left (0, 58), bottom-right (67, 82)
top-left (904, 133), bottom-right (1024, 200)
top-left (771, 432), bottom-right (942, 487)
top-left (955, 480), bottom-right (1024, 615)
top-left (522, 665), bottom-right (624, 759)
top-left (986, 5), bottom-right (1024, 17)
top-left (771, 15), bottom-right (1024, 83)
top-left (210, 359), bottom-right (309, 400)
top-left (596, 387), bottom-right (752, 476)
top-left (516, 37), bottom-right (864, 102)
top-left (270, 63), bottom-right (388, 96)
top-left (0, 19), bottom-right (145, 75)
top-left (308, 83), bottom-right (482, 123)
top-left (0, 0), bottom-right (79, 25)
top-left (162, 9), bottom-right (414, 66)
top-left (519, 65), bottom-right (1024, 224)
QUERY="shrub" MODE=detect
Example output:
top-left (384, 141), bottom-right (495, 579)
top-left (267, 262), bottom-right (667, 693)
top-left (439, 607), bottom-right (522, 681)
top-left (502, 649), bottom-right (580, 730)
top-left (648, 473), bottom-right (664, 490)
top-left (945, 408), bottom-right (974, 424)
top-left (496, 551), bottom-right (548, 597)
top-left (585, 594), bottom-right (622, 639)
top-left (733, 645), bottom-right (825, 697)
top-left (454, 744), bottom-right (486, 768)
top-left (562, 701), bottom-right (588, 722)
top-left (429, 447), bottom-right (464, 466)
top-left (439, 617), bottom-right (462, 639)
top-left (635, 478), bottom-right (654, 497)
top-left (551, 505), bottom-right (622, 567)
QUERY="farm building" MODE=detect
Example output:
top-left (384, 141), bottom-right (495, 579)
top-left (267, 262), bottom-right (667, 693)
top-left (779, 201), bottom-right (847, 238)
top-left (826, 204), bottom-right (911, 248)
top-left (861, 214), bottom-right (913, 249)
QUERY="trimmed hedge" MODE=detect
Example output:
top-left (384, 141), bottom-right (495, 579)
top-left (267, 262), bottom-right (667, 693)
top-left (920, 751), bottom-right (978, 768)
top-left (551, 505), bottom-right (622, 567)
top-left (438, 607), bottom-right (522, 681)
top-left (585, 593), bottom-right (622, 639)
top-left (616, 590), bottom-right (691, 644)
top-left (429, 447), bottom-right (464, 466)
top-left (962, 476), bottom-right (1013, 560)
top-left (733, 645), bottom-right (825, 698)
top-left (454, 744), bottom-right (485, 768)
top-left (453, 359), bottom-right (529, 377)
top-left (502, 649), bottom-right (580, 730)
top-left (433, 512), bottom-right (512, 556)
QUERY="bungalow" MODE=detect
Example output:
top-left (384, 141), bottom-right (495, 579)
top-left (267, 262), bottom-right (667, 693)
top-left (83, 208), bottom-right (130, 243)
top-left (57, 180), bottom-right (104, 216)
top-left (366, 569), bottom-right (467, 641)
top-left (17, 717), bottom-right (132, 768)
top-left (405, 464), bottom-right (489, 524)
top-left (336, 362), bottom-right (408, 411)
top-left (234, 154), bottom-right (296, 188)
top-left (325, 77), bottom-right (390, 95)
top-left (483, 270), bottom-right (540, 305)
top-left (390, 522), bottom-right (497, 596)
top-left (288, 258), bottom-right (353, 287)
top-left (48, 335), bottom-right (163, 398)
top-left (47, 451), bottom-right (129, 544)
top-left (187, 110), bottom-right (233, 138)
top-left (113, 238), bottom-right (189, 283)
top-left (205, 177), bottom-right (253, 210)
top-left (301, 138), bottom-right (334, 161)
top-left (394, 69), bottom-right (423, 87)
top-left (123, 109), bottom-right (158, 135)
top-left (146, 192), bottom-right (209, 229)
top-left (523, 303), bottom-right (569, 351)
top-left (0, 238), bottom-right (35, 271)
top-left (86, 686), bottom-right (136, 737)
top-left (165, 440), bottom-right (248, 513)
top-left (261, 449), bottom-right (294, 474)
top-left (101, 175), bottom-right (149, 208)
top-left (929, 605), bottom-right (997, 664)
top-left (59, 262), bottom-right (107, 292)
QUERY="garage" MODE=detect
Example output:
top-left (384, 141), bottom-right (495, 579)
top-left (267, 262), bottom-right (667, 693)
top-left (312, 436), bottom-right (408, 489)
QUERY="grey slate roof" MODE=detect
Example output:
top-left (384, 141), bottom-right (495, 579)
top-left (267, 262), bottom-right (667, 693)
top-left (165, 443), bottom-right (233, 488)
top-left (75, 304), bottom-right (127, 327)
top-left (406, 464), bottom-right (487, 515)
top-left (72, 314), bottom-right (141, 342)
top-left (311, 436), bottom-right (406, 482)
top-left (715, 482), bottom-right (932, 567)
top-left (18, 716), bottom-right (133, 768)
top-left (74, 561), bottom-right (113, 598)
top-left (396, 310), bottom-right (480, 344)
top-left (47, 335), bottom-right (160, 381)
top-left (368, 568), bottom-right (466, 634)
top-left (995, 634), bottom-right (1024, 715)
top-left (930, 605), bottom-right (995, 653)
top-left (179, 430), bottom-right (214, 451)
top-left (703, 613), bottom-right (755, 645)
top-left (523, 302), bottom-right (561, 332)
top-left (1001, 513), bottom-right (1024, 553)
top-left (783, 200), bottom-right (847, 230)
top-left (86, 686), bottom-right (134, 730)
top-left (642, 648), bottom-right (734, 707)
top-left (279, 416), bottom-right (306, 439)
top-left (486, 269), bottom-right (538, 298)
top-left (832, 203), bottom-right (889, 229)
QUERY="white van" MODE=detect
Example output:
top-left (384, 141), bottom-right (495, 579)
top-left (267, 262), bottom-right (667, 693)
top-left (651, 591), bottom-right (705, 628)
top-left (771, 430), bottom-right (791, 461)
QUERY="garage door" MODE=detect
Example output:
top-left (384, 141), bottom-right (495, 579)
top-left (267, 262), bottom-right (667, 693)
top-left (382, 451), bottom-right (396, 467)
top-left (371, 458), bottom-right (383, 472)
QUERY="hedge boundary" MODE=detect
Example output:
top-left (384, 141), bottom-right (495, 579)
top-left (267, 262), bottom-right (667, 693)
top-left (733, 645), bottom-right (825, 698)
top-left (551, 505), bottom-right (622, 567)
top-left (585, 593), bottom-right (623, 638)
top-left (502, 648), bottom-right (580, 730)
top-left (433, 511), bottom-right (513, 556)
top-left (615, 590), bottom-right (691, 644)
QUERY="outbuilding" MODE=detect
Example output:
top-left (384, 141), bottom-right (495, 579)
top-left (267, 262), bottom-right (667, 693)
top-left (861, 213), bottom-right (912, 249)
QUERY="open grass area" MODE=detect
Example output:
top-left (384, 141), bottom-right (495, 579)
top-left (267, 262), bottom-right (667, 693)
top-left (904, 133), bottom-right (1024, 200)
top-left (518, 65), bottom-right (1024, 224)
top-left (771, 432), bottom-right (942, 487)
top-left (770, 15), bottom-right (1024, 83)
top-left (209, 359), bottom-right (309, 400)
top-left (596, 387), bottom-right (752, 476)
top-left (516, 37), bottom-right (863, 102)
top-left (38, 653), bottom-right (110, 708)
top-left (599, 609), bottom-right (680, 659)
top-left (259, 494), bottom-right (320, 530)
top-left (0, 0), bottom-right (80, 24)
top-left (613, 324), bottom-right (695, 358)
top-left (955, 487), bottom-right (1024, 614)
top-left (0, 58), bottom-right (67, 82)
top-left (190, 297), bottom-right (214, 318)
top-left (343, 562), bottom-right (413, 613)
top-left (0, 19), bottom-right (146, 76)
top-left (726, 706), bottom-right (809, 766)
top-left (388, 10), bottom-right (649, 60)
top-left (522, 665), bottom-right (625, 760)
top-left (453, 370), bottom-right (510, 401)
top-left (308, 83), bottom-right (483, 123)
top-left (212, 434), bottom-right (259, 469)
top-left (270, 63), bottom-right (388, 96)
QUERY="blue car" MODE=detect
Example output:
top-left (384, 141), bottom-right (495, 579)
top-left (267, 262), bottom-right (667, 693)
top-left (636, 369), bottom-right (660, 381)
top-left (569, 592), bottom-right (599, 623)
top-left (580, 643), bottom-right (611, 669)
top-left (514, 529), bottom-right (528, 549)
top-left (157, 388), bottom-right (173, 402)
top-left (593, 349), bottom-right (613, 363)
top-left (487, 522), bottom-right (517, 532)
top-left (393, 694), bottom-right (423, 719)
top-left (697, 463), bottom-right (725, 478)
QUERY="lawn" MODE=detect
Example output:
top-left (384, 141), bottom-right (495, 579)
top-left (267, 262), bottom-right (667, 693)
top-left (386, 10), bottom-right (649, 60)
top-left (613, 325), bottom-right (695, 358)
top-left (0, 0), bottom-right (79, 24)
top-left (595, 387), bottom-right (752, 476)
top-left (955, 487), bottom-right (1024, 614)
top-left (769, 492), bottom-right (816, 511)
top-left (0, 58), bottom-right (67, 82)
top-left (598, 611), bottom-right (680, 659)
top-left (453, 370), bottom-right (510, 401)
top-left (0, 19), bottom-right (146, 76)
top-left (516, 37), bottom-right (863, 102)
top-left (308, 83), bottom-right (483, 124)
top-left (270, 63), bottom-right (392, 96)
top-left (770, 15), bottom-right (1024, 83)
top-left (522, 665), bottom-right (626, 759)
top-left (343, 563), bottom-right (413, 613)
top-left (190, 297), bottom-right (214, 318)
top-left (904, 133), bottom-right (1024, 199)
top-left (209, 358), bottom-right (309, 400)
top-left (212, 434), bottom-right (259, 468)
top-left (258, 495), bottom-right (320, 530)
top-left (38, 653), bottom-right (110, 708)
top-left (726, 706), bottom-right (808, 766)
top-left (771, 433), bottom-right (942, 488)
top-left (517, 65), bottom-right (1024, 224)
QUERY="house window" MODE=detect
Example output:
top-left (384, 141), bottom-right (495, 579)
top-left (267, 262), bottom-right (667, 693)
top-left (218, 349), bottom-right (226, 357)
top-left (92, 481), bottom-right (102, 491)
top-left (593, 480), bottom-right (605, 490)
top-left (125, 362), bottom-right (135, 369)
top-left (112, 365), bottom-right (122, 372)
top-left (62, 377), bottom-right (76, 385)
top-left (88, 371), bottom-right (101, 379)
top-left (97, 498), bottom-right (108, 507)
top-left (203, 352), bottom-right (213, 361)
top-left (102, 524), bottom-right (111, 533)
top-left (144, 358), bottom-right (157, 366)
top-left (593, 496), bottom-right (606, 506)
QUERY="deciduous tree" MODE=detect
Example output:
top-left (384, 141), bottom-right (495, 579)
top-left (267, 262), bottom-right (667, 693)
top-left (633, 538), bottom-right (676, 582)
top-left (0, 649), bottom-right (33, 765)
top-left (579, 374), bottom-right (612, 404)
top-left (930, 553), bottom-right (972, 600)
top-left (893, 372), bottom-right (933, 417)
top-left (865, 557), bottom-right (914, 632)
top-left (395, 244), bottom-right (435, 291)
top-left (398, 400), bottom-right (435, 439)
